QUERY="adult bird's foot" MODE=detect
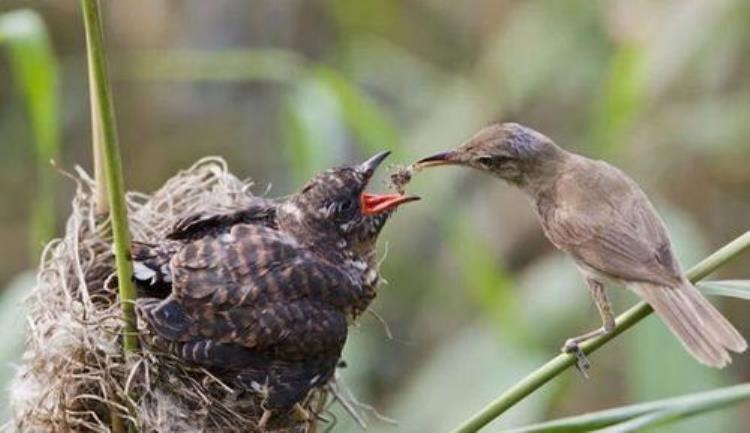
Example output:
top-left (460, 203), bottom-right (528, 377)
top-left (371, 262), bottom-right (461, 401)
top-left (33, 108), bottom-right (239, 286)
top-left (562, 339), bottom-right (591, 378)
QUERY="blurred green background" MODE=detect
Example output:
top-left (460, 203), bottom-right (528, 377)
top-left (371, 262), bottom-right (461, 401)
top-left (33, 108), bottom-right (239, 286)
top-left (1, 1), bottom-right (749, 431)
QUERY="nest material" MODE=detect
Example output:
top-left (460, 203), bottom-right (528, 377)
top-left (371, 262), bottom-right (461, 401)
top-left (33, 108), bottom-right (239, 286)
top-left (9, 158), bottom-right (333, 433)
top-left (388, 164), bottom-right (419, 194)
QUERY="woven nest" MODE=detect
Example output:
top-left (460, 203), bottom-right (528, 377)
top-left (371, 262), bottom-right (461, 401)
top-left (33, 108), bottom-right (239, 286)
top-left (8, 158), bottom-right (367, 433)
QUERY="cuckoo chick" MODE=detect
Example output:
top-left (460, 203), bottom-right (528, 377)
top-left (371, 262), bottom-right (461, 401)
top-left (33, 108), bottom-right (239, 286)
top-left (132, 151), bottom-right (418, 422)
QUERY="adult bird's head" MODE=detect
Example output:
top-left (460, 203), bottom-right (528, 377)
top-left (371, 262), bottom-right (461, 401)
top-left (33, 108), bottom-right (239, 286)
top-left (280, 151), bottom-right (420, 254)
top-left (416, 122), bottom-right (566, 189)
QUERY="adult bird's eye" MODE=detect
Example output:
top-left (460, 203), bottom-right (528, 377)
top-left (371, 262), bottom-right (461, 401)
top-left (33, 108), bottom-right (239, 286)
top-left (477, 156), bottom-right (494, 166)
top-left (478, 155), bottom-right (512, 168)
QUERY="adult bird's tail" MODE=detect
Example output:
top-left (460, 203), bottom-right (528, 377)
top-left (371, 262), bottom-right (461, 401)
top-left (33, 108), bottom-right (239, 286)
top-left (630, 281), bottom-right (747, 368)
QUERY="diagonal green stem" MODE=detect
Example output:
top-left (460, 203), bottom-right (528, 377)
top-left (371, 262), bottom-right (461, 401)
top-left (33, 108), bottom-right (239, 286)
top-left (450, 230), bottom-right (750, 433)
top-left (506, 383), bottom-right (750, 433)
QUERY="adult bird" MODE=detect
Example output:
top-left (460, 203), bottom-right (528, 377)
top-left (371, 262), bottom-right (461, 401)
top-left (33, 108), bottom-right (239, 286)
top-left (132, 151), bottom-right (418, 426)
top-left (416, 123), bottom-right (746, 369)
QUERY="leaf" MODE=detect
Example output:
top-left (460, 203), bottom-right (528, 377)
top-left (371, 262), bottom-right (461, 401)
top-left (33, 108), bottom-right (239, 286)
top-left (697, 280), bottom-right (750, 300)
top-left (280, 76), bottom-right (346, 185)
top-left (281, 66), bottom-right (400, 185)
top-left (0, 9), bottom-right (60, 256)
top-left (313, 66), bottom-right (401, 157)
top-left (588, 42), bottom-right (647, 156)
top-left (129, 49), bottom-right (306, 83)
top-left (593, 410), bottom-right (676, 433)
top-left (505, 383), bottom-right (750, 433)
top-left (446, 215), bottom-right (522, 337)
top-left (0, 10), bottom-right (59, 161)
top-left (596, 382), bottom-right (750, 433)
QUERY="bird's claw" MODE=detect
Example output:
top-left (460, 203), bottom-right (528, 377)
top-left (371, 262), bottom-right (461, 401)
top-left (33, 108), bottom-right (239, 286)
top-left (562, 339), bottom-right (591, 378)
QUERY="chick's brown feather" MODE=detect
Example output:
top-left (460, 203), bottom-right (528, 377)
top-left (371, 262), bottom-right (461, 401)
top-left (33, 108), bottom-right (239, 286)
top-left (134, 152), bottom-right (410, 408)
top-left (167, 197), bottom-right (278, 241)
top-left (171, 224), bottom-right (364, 310)
top-left (157, 224), bottom-right (360, 356)
top-left (136, 223), bottom-right (357, 408)
top-left (141, 297), bottom-right (347, 360)
top-left (538, 158), bottom-right (682, 287)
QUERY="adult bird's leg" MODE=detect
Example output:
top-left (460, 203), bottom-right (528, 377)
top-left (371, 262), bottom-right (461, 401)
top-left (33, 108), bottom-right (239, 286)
top-left (562, 278), bottom-right (615, 375)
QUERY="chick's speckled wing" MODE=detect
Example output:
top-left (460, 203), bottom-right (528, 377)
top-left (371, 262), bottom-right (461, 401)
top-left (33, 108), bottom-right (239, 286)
top-left (539, 159), bottom-right (683, 287)
top-left (166, 197), bottom-right (278, 241)
top-left (165, 223), bottom-right (357, 356)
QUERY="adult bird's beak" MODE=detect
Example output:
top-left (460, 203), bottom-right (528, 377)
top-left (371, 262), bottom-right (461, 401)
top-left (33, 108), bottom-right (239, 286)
top-left (415, 150), bottom-right (461, 168)
top-left (359, 150), bottom-right (392, 176)
top-left (361, 193), bottom-right (420, 215)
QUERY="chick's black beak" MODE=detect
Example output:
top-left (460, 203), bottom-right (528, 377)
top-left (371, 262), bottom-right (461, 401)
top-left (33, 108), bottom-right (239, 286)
top-left (416, 150), bottom-right (461, 168)
top-left (359, 150), bottom-right (392, 176)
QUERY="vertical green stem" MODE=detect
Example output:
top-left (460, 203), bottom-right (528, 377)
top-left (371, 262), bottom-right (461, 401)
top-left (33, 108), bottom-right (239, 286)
top-left (450, 230), bottom-right (750, 433)
top-left (80, 0), bottom-right (138, 353)
top-left (80, 0), bottom-right (138, 431)
top-left (81, 0), bottom-right (138, 353)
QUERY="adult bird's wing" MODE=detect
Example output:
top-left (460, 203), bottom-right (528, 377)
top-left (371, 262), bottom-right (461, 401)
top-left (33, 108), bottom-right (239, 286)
top-left (151, 223), bottom-right (353, 358)
top-left (540, 159), bottom-right (683, 287)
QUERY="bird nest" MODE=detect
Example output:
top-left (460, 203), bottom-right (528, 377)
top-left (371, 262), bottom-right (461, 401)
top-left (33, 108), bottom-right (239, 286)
top-left (8, 157), bottom-right (354, 433)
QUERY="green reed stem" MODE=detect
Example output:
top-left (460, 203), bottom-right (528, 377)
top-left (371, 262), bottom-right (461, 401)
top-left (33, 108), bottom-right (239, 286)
top-left (80, 0), bottom-right (138, 431)
top-left (450, 230), bottom-right (750, 433)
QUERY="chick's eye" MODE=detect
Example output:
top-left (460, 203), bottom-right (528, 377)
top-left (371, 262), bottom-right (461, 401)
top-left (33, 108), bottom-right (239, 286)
top-left (338, 199), bottom-right (355, 212)
top-left (333, 198), bottom-right (358, 220)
